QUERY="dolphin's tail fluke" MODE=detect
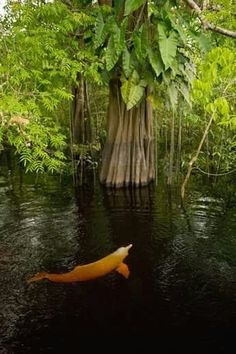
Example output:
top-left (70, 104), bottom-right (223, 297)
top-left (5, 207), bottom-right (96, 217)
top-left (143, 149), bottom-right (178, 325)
top-left (27, 272), bottom-right (48, 283)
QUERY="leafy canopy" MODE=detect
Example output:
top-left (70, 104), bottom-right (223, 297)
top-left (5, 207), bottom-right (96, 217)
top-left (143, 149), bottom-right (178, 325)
top-left (93, 0), bottom-right (203, 110)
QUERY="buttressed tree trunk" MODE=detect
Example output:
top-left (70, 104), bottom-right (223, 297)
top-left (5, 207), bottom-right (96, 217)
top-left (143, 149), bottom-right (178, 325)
top-left (100, 79), bottom-right (155, 188)
top-left (72, 76), bottom-right (92, 144)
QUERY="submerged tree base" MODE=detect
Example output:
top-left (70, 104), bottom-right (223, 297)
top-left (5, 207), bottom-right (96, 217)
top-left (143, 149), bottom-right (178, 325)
top-left (101, 141), bottom-right (154, 188)
top-left (100, 80), bottom-right (155, 188)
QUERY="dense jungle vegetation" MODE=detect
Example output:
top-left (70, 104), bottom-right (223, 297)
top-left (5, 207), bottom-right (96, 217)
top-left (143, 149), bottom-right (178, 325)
top-left (0, 0), bottom-right (235, 196)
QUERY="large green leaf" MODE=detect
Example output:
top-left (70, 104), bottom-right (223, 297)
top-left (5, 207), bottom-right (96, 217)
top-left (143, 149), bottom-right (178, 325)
top-left (106, 35), bottom-right (120, 71)
top-left (158, 24), bottom-right (178, 70)
top-left (121, 70), bottom-right (146, 110)
top-left (133, 33), bottom-right (143, 63)
top-left (168, 13), bottom-right (187, 43)
top-left (114, 0), bottom-right (125, 16)
top-left (122, 81), bottom-right (145, 110)
top-left (133, 24), bottom-right (148, 63)
top-left (140, 24), bottom-right (148, 58)
top-left (94, 12), bottom-right (106, 49)
top-left (124, 0), bottom-right (145, 16)
top-left (113, 22), bottom-right (125, 55)
top-left (105, 19), bottom-right (125, 71)
top-left (147, 48), bottom-right (164, 78)
top-left (177, 81), bottom-right (191, 107)
top-left (122, 48), bottom-right (133, 77)
top-left (167, 82), bottom-right (178, 111)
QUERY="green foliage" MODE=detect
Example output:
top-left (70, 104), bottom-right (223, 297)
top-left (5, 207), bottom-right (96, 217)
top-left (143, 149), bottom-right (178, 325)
top-left (72, 142), bottom-right (100, 169)
top-left (167, 82), bottom-right (178, 111)
top-left (105, 35), bottom-right (120, 71)
top-left (94, 12), bottom-right (107, 49)
top-left (104, 17), bottom-right (126, 71)
top-left (188, 46), bottom-right (236, 173)
top-left (93, 0), bottom-right (197, 110)
top-left (0, 0), bottom-right (100, 174)
top-left (6, 119), bottom-right (67, 174)
top-left (124, 0), bottom-right (145, 16)
top-left (147, 48), bottom-right (164, 78)
top-left (121, 70), bottom-right (147, 110)
top-left (158, 24), bottom-right (178, 70)
top-left (122, 47), bottom-right (134, 77)
top-left (192, 47), bottom-right (235, 124)
top-left (203, 0), bottom-right (236, 45)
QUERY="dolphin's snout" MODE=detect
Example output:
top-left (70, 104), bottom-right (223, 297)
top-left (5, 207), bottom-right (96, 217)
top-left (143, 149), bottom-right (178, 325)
top-left (127, 244), bottom-right (133, 251)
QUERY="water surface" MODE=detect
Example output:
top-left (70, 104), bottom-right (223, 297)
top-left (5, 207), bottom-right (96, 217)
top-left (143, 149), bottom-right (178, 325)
top-left (0, 155), bottom-right (236, 352)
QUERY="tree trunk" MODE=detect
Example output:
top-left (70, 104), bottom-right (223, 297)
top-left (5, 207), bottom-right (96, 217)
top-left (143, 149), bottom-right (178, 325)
top-left (167, 112), bottom-right (175, 185)
top-left (100, 79), bottom-right (155, 188)
top-left (72, 76), bottom-right (92, 144)
top-left (176, 113), bottom-right (182, 177)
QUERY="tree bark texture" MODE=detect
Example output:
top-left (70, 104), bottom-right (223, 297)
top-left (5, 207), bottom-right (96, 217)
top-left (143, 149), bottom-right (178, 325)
top-left (72, 77), bottom-right (92, 144)
top-left (100, 79), bottom-right (155, 188)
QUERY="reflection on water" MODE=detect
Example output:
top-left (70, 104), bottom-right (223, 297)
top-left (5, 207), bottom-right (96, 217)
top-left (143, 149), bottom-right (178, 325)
top-left (0, 153), bottom-right (236, 352)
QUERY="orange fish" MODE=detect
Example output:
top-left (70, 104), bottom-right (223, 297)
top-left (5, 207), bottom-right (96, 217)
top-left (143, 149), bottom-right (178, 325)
top-left (28, 244), bottom-right (132, 283)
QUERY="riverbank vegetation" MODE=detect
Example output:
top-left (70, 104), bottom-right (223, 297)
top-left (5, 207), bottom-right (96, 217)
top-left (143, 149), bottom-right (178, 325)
top-left (0, 0), bottom-right (235, 196)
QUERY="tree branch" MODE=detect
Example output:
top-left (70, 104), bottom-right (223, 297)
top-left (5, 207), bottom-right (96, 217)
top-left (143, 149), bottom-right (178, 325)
top-left (181, 114), bottom-right (214, 199)
top-left (183, 0), bottom-right (236, 39)
top-left (202, 0), bottom-right (209, 10)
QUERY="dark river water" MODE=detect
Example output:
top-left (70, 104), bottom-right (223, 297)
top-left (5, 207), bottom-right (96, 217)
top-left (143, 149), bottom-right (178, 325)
top-left (0, 154), bottom-right (236, 352)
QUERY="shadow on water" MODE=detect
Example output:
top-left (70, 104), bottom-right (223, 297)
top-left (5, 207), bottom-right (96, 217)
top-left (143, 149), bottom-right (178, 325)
top-left (0, 152), bottom-right (236, 351)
